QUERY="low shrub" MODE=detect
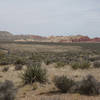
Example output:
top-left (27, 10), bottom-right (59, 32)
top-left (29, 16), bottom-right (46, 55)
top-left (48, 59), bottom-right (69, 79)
top-left (0, 80), bottom-right (16, 100)
top-left (75, 75), bottom-right (100, 95)
top-left (0, 58), bottom-right (9, 65)
top-left (21, 64), bottom-right (47, 84)
top-left (93, 61), bottom-right (100, 68)
top-left (55, 62), bottom-right (66, 68)
top-left (71, 61), bottom-right (90, 70)
top-left (15, 64), bottom-right (23, 71)
top-left (54, 75), bottom-right (100, 95)
top-left (54, 75), bottom-right (75, 93)
top-left (44, 59), bottom-right (52, 65)
top-left (14, 58), bottom-right (26, 65)
top-left (89, 56), bottom-right (100, 62)
top-left (2, 67), bottom-right (9, 72)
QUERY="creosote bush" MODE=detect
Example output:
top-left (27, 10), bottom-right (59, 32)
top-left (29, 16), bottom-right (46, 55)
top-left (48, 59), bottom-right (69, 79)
top-left (0, 80), bottom-right (16, 100)
top-left (71, 61), bottom-right (90, 70)
top-left (54, 75), bottom-right (75, 93)
top-left (21, 64), bottom-right (47, 84)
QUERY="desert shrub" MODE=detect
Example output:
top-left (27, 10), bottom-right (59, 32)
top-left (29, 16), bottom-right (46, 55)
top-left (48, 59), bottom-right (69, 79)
top-left (15, 64), bottom-right (23, 71)
top-left (71, 62), bottom-right (80, 70)
top-left (93, 61), bottom-right (100, 68)
top-left (44, 59), bottom-right (52, 65)
top-left (55, 62), bottom-right (66, 68)
top-left (75, 75), bottom-right (100, 95)
top-left (21, 64), bottom-right (47, 84)
top-left (0, 80), bottom-right (16, 100)
top-left (0, 58), bottom-right (9, 65)
top-left (89, 56), bottom-right (100, 62)
top-left (2, 67), bottom-right (9, 72)
top-left (14, 58), bottom-right (26, 65)
top-left (0, 51), bottom-right (5, 58)
top-left (71, 61), bottom-right (90, 70)
top-left (54, 75), bottom-right (75, 93)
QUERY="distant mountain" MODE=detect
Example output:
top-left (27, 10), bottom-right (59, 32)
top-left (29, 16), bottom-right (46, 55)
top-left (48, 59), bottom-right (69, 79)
top-left (0, 31), bottom-right (100, 43)
top-left (0, 31), bottom-right (14, 41)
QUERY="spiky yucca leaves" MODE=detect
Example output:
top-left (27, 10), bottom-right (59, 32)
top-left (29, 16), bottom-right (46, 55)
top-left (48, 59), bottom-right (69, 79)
top-left (21, 64), bottom-right (47, 84)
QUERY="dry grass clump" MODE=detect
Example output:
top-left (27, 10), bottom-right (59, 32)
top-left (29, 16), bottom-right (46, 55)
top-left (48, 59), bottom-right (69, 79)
top-left (21, 64), bottom-right (47, 84)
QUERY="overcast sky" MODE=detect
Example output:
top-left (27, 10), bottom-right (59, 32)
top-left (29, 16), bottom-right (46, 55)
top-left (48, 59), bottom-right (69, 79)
top-left (0, 0), bottom-right (100, 37)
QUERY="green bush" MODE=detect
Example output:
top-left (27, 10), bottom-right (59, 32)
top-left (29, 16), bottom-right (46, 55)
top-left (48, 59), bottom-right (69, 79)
top-left (54, 75), bottom-right (75, 93)
top-left (71, 61), bottom-right (90, 70)
top-left (21, 64), bottom-right (47, 84)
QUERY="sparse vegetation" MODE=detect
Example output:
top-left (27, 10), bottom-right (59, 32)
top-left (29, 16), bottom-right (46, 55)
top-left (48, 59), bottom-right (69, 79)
top-left (1, 42), bottom-right (100, 99)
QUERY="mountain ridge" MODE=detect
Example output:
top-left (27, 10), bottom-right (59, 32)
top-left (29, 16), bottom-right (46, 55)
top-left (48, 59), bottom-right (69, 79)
top-left (0, 31), bottom-right (100, 43)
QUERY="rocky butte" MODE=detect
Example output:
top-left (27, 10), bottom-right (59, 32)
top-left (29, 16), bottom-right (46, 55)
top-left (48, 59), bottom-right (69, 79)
top-left (0, 31), bottom-right (100, 43)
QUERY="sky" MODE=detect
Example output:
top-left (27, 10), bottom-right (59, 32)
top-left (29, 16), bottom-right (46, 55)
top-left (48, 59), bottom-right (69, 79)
top-left (0, 0), bottom-right (100, 37)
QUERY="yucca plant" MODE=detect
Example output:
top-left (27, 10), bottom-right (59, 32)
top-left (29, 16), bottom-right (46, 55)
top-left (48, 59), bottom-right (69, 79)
top-left (21, 64), bottom-right (47, 84)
